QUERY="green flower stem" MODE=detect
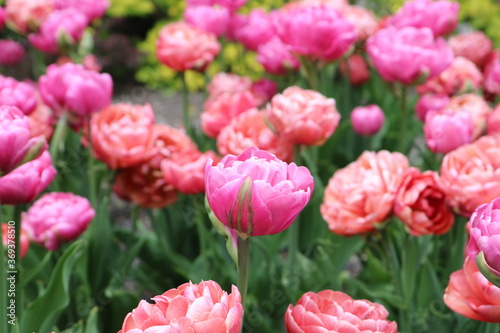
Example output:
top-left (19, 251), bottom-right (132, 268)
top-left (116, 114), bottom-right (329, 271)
top-left (0, 205), bottom-right (7, 333)
top-left (86, 116), bottom-right (97, 206)
top-left (300, 57), bottom-right (319, 91)
top-left (181, 71), bottom-right (194, 141)
top-left (49, 113), bottom-right (69, 170)
top-left (237, 236), bottom-right (250, 306)
top-left (397, 85), bottom-right (409, 153)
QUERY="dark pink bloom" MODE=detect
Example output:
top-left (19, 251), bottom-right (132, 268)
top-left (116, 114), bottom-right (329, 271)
top-left (215, 0), bottom-right (247, 11)
top-left (415, 94), bottom-right (449, 122)
top-left (350, 105), bottom-right (385, 136)
top-left (424, 108), bottom-right (474, 154)
top-left (339, 54), bottom-right (371, 85)
top-left (257, 36), bottom-right (300, 76)
top-left (250, 78), bottom-right (278, 106)
top-left (54, 0), bottom-right (110, 23)
top-left (483, 51), bottom-right (500, 96)
top-left (0, 7), bottom-right (6, 31)
top-left (0, 40), bottom-right (24, 66)
top-left (0, 75), bottom-right (37, 115)
top-left (184, 4), bottom-right (230, 37)
top-left (231, 9), bottom-right (275, 51)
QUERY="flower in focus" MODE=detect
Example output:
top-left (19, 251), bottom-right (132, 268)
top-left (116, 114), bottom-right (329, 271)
top-left (440, 135), bottom-right (500, 217)
top-left (217, 109), bottom-right (294, 162)
top-left (267, 86), bottom-right (340, 146)
top-left (0, 40), bottom-right (24, 66)
top-left (89, 103), bottom-right (156, 169)
top-left (2, 222), bottom-right (30, 258)
top-left (0, 75), bottom-right (37, 116)
top-left (156, 21), bottom-right (220, 72)
top-left (446, 94), bottom-right (491, 139)
top-left (184, 4), bottom-right (230, 37)
top-left (272, 5), bottom-right (357, 62)
top-left (394, 168), bottom-right (454, 236)
top-left (205, 147), bottom-right (314, 238)
top-left (341, 5), bottom-right (380, 41)
top-left (467, 197), bottom-right (500, 285)
top-left (339, 54), bottom-right (370, 86)
top-left (414, 94), bottom-right (449, 122)
top-left (350, 104), bottom-right (385, 136)
top-left (0, 151), bottom-right (56, 205)
top-left (487, 104), bottom-right (500, 137)
top-left (285, 290), bottom-right (398, 332)
top-left (424, 108), bottom-right (474, 154)
top-left (5, 0), bottom-right (54, 33)
top-left (250, 78), bottom-right (278, 106)
top-left (207, 72), bottom-right (252, 97)
top-left (449, 31), bottom-right (493, 68)
top-left (388, 0), bottom-right (459, 37)
top-left (367, 26), bottom-right (453, 85)
top-left (483, 51), bottom-right (500, 96)
top-left (230, 9), bottom-right (275, 51)
top-left (28, 8), bottom-right (88, 54)
top-left (321, 151), bottom-right (409, 236)
top-left (257, 36), bottom-right (300, 76)
top-left (444, 256), bottom-right (500, 323)
top-left (54, 0), bottom-right (110, 23)
top-left (22, 192), bottom-right (94, 251)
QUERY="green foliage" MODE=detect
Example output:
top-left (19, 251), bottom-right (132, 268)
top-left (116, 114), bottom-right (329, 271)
top-left (459, 0), bottom-right (500, 47)
top-left (108, 0), bottom-right (156, 17)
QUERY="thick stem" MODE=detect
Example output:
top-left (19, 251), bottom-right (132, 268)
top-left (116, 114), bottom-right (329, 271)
top-left (237, 237), bottom-right (250, 306)
top-left (181, 71), bottom-right (194, 140)
top-left (397, 85), bottom-right (408, 153)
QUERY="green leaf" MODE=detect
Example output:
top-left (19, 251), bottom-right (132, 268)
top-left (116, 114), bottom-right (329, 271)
top-left (83, 307), bottom-right (99, 333)
top-left (22, 241), bottom-right (84, 333)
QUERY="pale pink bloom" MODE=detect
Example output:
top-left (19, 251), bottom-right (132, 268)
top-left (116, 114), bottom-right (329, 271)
top-left (449, 31), bottom-right (493, 68)
top-left (487, 104), bottom-right (500, 137)
top-left (285, 290), bottom-right (398, 333)
top-left (0, 76), bottom-right (37, 116)
top-left (257, 36), bottom-right (300, 76)
top-left (89, 103), bottom-right (156, 169)
top-left (272, 5), bottom-right (357, 62)
top-left (231, 9), bottom-right (275, 51)
top-left (184, 5), bottom-right (230, 37)
top-left (0, 151), bottom-right (56, 205)
top-left (424, 108), bottom-right (474, 154)
top-left (5, 0), bottom-right (54, 33)
top-left (440, 135), bottom-right (500, 217)
top-left (205, 147), bottom-right (314, 237)
top-left (339, 54), bottom-right (370, 85)
top-left (156, 21), bottom-right (220, 72)
top-left (0, 106), bottom-right (46, 175)
top-left (367, 26), bottom-right (453, 85)
top-left (2, 223), bottom-right (29, 258)
top-left (341, 5), bottom-right (380, 41)
top-left (416, 57), bottom-right (482, 96)
top-left (483, 51), bottom-right (500, 96)
top-left (207, 72), bottom-right (252, 97)
top-left (321, 151), bottom-right (409, 236)
top-left (28, 8), bottom-right (88, 54)
top-left (250, 78), bottom-right (278, 106)
top-left (28, 102), bottom-right (55, 141)
top-left (267, 86), bottom-right (340, 146)
top-left (414, 94), bottom-right (450, 122)
top-left (22, 192), bottom-right (94, 250)
top-left (217, 109), bottom-right (294, 162)
top-left (201, 91), bottom-right (257, 138)
top-left (446, 94), bottom-right (492, 139)
top-left (0, 40), bottom-right (24, 66)
top-left (388, 0), bottom-right (459, 37)
top-left (54, 0), bottom-right (110, 23)
top-left (350, 105), bottom-right (385, 136)
top-left (444, 256), bottom-right (500, 323)
top-left (119, 281), bottom-right (243, 333)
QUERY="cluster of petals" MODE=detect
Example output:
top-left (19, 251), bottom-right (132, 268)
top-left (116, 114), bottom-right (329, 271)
top-left (230, 9), bottom-right (275, 51)
top-left (0, 75), bottom-right (37, 116)
top-left (424, 108), bottom-right (474, 154)
top-left (22, 192), bottom-right (95, 251)
top-left (321, 150), bottom-right (409, 236)
top-left (285, 290), bottom-right (398, 332)
top-left (445, 94), bottom-right (491, 139)
top-left (119, 280), bottom-right (243, 333)
top-left (483, 51), bottom-right (500, 96)
top-left (5, 0), bottom-right (54, 33)
top-left (414, 94), bottom-right (450, 122)
top-left (0, 40), bottom-right (25, 66)
top-left (340, 5), bottom-right (380, 41)
top-left (439, 135), bottom-right (500, 217)
top-left (448, 31), bottom-right (493, 68)
top-left (54, 0), bottom-right (110, 23)
top-left (184, 4), bottom-right (230, 37)
top-left (257, 36), bottom-right (300, 76)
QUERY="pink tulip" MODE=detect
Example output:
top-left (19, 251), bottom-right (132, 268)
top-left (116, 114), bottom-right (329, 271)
top-left (483, 51), bottom-right (500, 96)
top-left (487, 104), bottom-right (500, 137)
top-left (217, 109), bottom-right (294, 162)
top-left (321, 151), bottom-right (409, 236)
top-left (119, 281), bottom-right (243, 333)
top-left (54, 0), bottom-right (110, 23)
top-left (440, 135), bottom-right (500, 217)
top-left (231, 9), bottom-right (275, 51)
top-left (341, 5), bottom-right (380, 41)
top-left (444, 256), bottom-right (500, 323)
top-left (0, 151), bottom-right (56, 205)
top-left (446, 94), bottom-right (491, 139)
top-left (272, 5), bottom-right (357, 62)
top-left (388, 0), bottom-right (459, 37)
top-left (424, 108), bottom-right (474, 154)
top-left (215, 0), bottom-right (247, 11)
top-left (207, 72), bottom-right (252, 97)
top-left (414, 94), bottom-right (449, 122)
top-left (467, 197), bottom-right (500, 284)
top-left (449, 31), bottom-right (493, 68)
top-left (5, 0), bottom-right (54, 33)
top-left (0, 75), bottom-right (37, 116)
top-left (22, 192), bottom-right (95, 251)
top-left (285, 0), bottom-right (349, 11)
top-left (156, 21), bottom-right (220, 72)
top-left (2, 222), bottom-right (29, 258)
top-left (350, 104), bottom-right (385, 136)
top-left (266, 86), bottom-right (340, 146)
top-left (285, 290), bottom-right (398, 332)
top-left (367, 26), bottom-right (453, 85)
top-left (0, 106), bottom-right (46, 175)
top-left (29, 8), bottom-right (88, 54)
top-left (250, 78), bottom-right (278, 106)
top-left (0, 40), bottom-right (24, 66)
top-left (257, 36), bottom-right (300, 76)
top-left (205, 147), bottom-right (314, 238)
top-left (339, 54), bottom-right (370, 86)
top-left (184, 5), bottom-right (230, 37)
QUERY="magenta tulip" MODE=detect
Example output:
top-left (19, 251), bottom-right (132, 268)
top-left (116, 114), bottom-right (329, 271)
top-left (424, 108), bottom-right (473, 154)
top-left (0, 40), bottom-right (24, 66)
top-left (205, 147), bottom-right (314, 238)
top-left (0, 75), bottom-right (37, 116)
top-left (231, 9), bottom-right (275, 51)
top-left (350, 105), bottom-right (385, 136)
top-left (184, 5), bottom-right (230, 37)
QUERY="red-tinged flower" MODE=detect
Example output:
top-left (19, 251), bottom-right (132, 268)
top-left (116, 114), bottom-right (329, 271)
top-left (449, 31), bottom-right (493, 68)
top-left (5, 0), bottom-right (54, 33)
top-left (339, 54), bottom-right (370, 86)
top-left (321, 151), bottom-right (409, 236)
top-left (205, 147), bottom-right (314, 238)
top-left (28, 100), bottom-right (55, 141)
top-left (483, 51), bottom-right (500, 96)
top-left (250, 78), bottom-right (278, 107)
top-left (2, 222), bottom-right (30, 258)
top-left (285, 290), bottom-right (398, 333)
top-left (118, 280), bottom-right (243, 333)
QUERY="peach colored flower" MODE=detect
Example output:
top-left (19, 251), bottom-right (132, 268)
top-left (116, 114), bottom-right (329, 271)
top-left (440, 135), bottom-right (500, 217)
top-left (444, 256), bottom-right (500, 323)
top-left (449, 31), bottom-right (493, 68)
top-left (217, 109), bottom-right (294, 162)
top-left (266, 86), bottom-right (340, 146)
top-left (5, 0), bottom-right (54, 33)
top-left (28, 101), bottom-right (55, 141)
top-left (445, 93), bottom-right (492, 139)
top-left (341, 5), bottom-right (380, 41)
top-left (156, 21), bottom-right (220, 72)
top-left (207, 73), bottom-right (252, 97)
top-left (2, 222), bottom-right (29, 258)
top-left (321, 151), bottom-right (409, 236)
